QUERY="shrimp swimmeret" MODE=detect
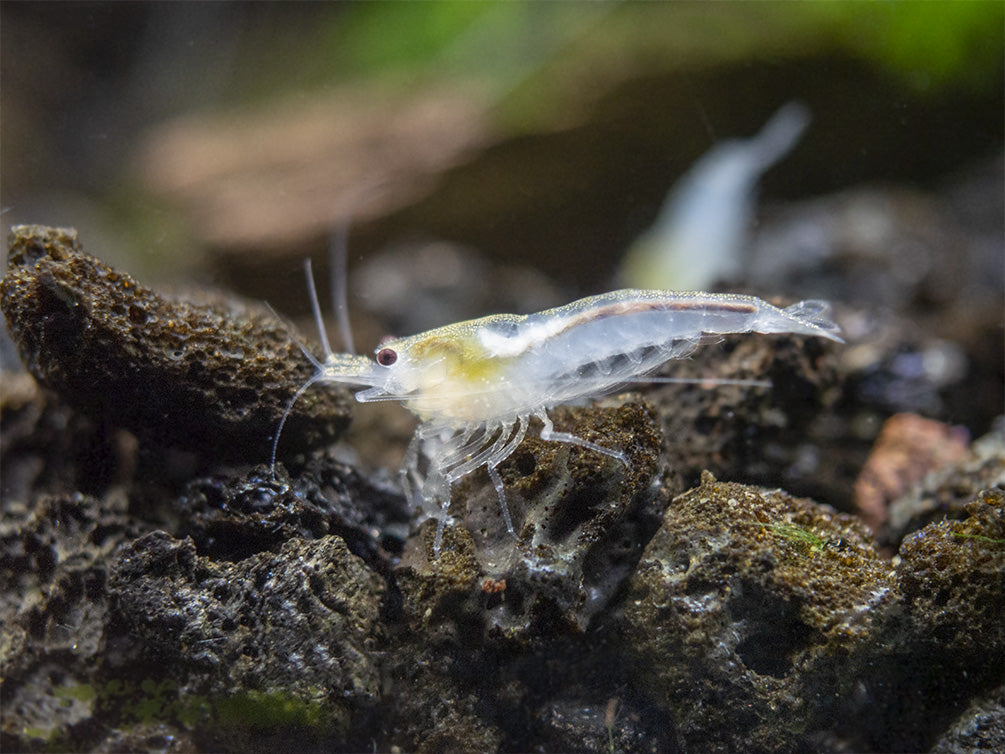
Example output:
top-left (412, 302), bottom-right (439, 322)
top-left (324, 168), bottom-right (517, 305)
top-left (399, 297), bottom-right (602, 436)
top-left (273, 281), bottom-right (843, 555)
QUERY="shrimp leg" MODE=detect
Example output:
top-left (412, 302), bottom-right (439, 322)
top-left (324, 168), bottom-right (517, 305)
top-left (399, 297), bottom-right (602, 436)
top-left (427, 422), bottom-right (515, 555)
top-left (401, 433), bottom-right (424, 510)
top-left (445, 423), bottom-right (514, 482)
top-left (486, 415), bottom-right (529, 538)
top-left (432, 484), bottom-right (451, 556)
top-left (535, 408), bottom-right (629, 466)
top-left (486, 465), bottom-right (513, 537)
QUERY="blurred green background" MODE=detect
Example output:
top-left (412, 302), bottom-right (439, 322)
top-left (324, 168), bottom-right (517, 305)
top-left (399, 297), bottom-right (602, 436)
top-left (2, 1), bottom-right (1002, 296)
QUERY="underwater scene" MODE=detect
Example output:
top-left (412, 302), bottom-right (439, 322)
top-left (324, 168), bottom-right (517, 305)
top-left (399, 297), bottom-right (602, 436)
top-left (1, 3), bottom-right (1003, 752)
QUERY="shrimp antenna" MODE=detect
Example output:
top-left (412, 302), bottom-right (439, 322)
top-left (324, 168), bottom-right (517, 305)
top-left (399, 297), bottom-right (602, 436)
top-left (270, 373), bottom-right (325, 479)
top-left (329, 225), bottom-right (355, 355)
top-left (265, 298), bottom-right (324, 372)
top-left (304, 258), bottom-right (333, 360)
top-left (268, 260), bottom-right (329, 479)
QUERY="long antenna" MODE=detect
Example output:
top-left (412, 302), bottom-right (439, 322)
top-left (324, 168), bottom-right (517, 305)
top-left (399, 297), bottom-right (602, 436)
top-left (330, 225), bottom-right (355, 355)
top-left (304, 259), bottom-right (333, 359)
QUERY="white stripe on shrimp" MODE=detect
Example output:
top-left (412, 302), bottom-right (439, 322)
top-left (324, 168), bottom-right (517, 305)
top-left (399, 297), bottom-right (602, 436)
top-left (273, 276), bottom-right (843, 556)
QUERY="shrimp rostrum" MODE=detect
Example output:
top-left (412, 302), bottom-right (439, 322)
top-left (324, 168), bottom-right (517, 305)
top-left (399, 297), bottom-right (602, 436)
top-left (275, 286), bottom-right (843, 555)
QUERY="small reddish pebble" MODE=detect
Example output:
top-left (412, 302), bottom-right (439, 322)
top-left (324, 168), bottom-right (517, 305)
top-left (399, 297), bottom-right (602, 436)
top-left (854, 413), bottom-right (969, 532)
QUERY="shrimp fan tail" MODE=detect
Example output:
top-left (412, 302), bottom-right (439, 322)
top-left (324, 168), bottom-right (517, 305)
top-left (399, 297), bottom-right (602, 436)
top-left (781, 300), bottom-right (844, 342)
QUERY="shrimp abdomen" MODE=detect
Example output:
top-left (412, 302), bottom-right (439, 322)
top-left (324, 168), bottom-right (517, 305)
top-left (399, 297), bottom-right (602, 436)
top-left (508, 291), bottom-right (840, 397)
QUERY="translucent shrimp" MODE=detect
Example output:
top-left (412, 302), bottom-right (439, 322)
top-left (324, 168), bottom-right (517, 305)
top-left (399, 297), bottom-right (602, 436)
top-left (273, 275), bottom-right (843, 556)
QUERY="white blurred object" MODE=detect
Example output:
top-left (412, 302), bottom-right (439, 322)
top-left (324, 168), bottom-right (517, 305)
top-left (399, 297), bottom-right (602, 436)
top-left (620, 102), bottom-right (810, 290)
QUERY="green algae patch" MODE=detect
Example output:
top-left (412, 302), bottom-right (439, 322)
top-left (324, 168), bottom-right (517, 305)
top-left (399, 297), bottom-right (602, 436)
top-left (43, 680), bottom-right (331, 744)
top-left (214, 690), bottom-right (327, 730)
top-left (52, 684), bottom-right (97, 705)
top-left (754, 521), bottom-right (833, 553)
top-left (952, 532), bottom-right (1005, 545)
top-left (50, 679), bottom-right (203, 729)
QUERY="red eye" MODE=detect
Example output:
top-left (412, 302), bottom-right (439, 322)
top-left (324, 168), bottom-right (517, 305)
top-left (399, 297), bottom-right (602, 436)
top-left (376, 348), bottom-right (397, 366)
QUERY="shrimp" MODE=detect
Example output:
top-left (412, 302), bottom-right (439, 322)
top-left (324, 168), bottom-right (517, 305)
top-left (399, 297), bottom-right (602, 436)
top-left (273, 270), bottom-right (843, 556)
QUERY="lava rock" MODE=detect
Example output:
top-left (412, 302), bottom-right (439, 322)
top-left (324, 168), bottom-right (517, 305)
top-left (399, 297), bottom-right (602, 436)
top-left (173, 458), bottom-right (408, 567)
top-left (398, 401), bottom-right (664, 642)
top-left (1, 225), bottom-right (351, 464)
top-left (384, 401), bottom-right (664, 751)
top-left (619, 471), bottom-right (1005, 753)
top-left (0, 492), bottom-right (138, 749)
top-left (620, 471), bottom-right (894, 753)
top-left (107, 531), bottom-right (385, 747)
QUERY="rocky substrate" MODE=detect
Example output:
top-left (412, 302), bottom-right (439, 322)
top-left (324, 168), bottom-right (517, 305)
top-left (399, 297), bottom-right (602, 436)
top-left (1, 224), bottom-right (1002, 753)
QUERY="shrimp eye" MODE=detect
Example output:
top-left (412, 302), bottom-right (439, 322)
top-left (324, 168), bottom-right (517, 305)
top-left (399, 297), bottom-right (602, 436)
top-left (376, 347), bottom-right (397, 366)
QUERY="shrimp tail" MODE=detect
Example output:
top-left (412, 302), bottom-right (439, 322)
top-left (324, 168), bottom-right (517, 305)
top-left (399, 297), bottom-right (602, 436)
top-left (779, 299), bottom-right (844, 342)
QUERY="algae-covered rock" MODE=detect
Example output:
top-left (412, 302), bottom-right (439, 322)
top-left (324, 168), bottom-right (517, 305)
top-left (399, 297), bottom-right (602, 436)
top-left (0, 450), bottom-right (395, 752)
top-left (0, 492), bottom-right (136, 749)
top-left (620, 471), bottom-right (892, 753)
top-left (0, 225), bottom-right (350, 464)
top-left (642, 330), bottom-right (843, 501)
top-left (620, 472), bottom-right (1005, 753)
top-left (844, 488), bottom-right (1005, 751)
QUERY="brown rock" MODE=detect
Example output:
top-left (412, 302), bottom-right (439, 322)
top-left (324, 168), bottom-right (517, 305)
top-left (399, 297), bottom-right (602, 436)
top-left (1, 225), bottom-right (351, 465)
